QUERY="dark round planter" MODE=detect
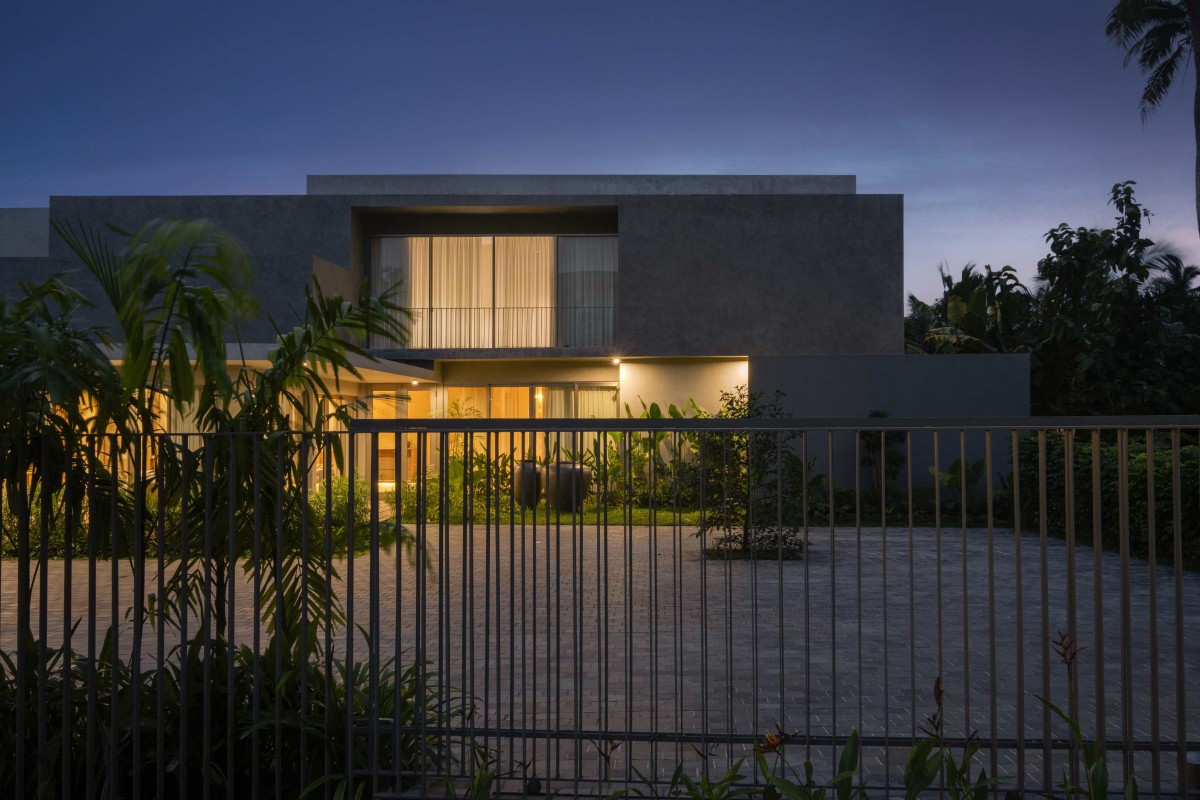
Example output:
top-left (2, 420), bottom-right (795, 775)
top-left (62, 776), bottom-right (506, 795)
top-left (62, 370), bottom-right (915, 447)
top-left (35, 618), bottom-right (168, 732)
top-left (542, 464), bottom-right (593, 513)
top-left (513, 460), bottom-right (541, 509)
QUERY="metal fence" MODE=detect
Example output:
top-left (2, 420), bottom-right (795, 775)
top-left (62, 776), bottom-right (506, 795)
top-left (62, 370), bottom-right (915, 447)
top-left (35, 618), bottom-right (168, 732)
top-left (1, 417), bottom-right (1198, 798)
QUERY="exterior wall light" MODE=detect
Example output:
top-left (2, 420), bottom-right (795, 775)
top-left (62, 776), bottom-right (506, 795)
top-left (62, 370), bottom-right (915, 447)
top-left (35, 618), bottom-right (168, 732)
top-left (611, 358), bottom-right (621, 365)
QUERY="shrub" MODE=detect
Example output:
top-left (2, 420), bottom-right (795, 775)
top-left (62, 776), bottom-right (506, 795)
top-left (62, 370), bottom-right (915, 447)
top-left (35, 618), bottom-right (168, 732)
top-left (0, 626), bottom-right (459, 798)
top-left (1016, 431), bottom-right (1200, 569)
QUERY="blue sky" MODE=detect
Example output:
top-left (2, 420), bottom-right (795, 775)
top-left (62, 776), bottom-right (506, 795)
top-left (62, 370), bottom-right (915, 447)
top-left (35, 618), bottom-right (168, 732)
top-left (1, 0), bottom-right (1195, 302)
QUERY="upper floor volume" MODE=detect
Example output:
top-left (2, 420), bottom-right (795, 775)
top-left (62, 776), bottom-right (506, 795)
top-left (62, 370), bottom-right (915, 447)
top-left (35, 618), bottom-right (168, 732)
top-left (0, 173), bottom-right (906, 360)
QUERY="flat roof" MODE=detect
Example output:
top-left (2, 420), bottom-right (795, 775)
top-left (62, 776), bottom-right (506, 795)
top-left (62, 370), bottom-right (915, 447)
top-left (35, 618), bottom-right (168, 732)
top-left (305, 173), bottom-right (856, 197)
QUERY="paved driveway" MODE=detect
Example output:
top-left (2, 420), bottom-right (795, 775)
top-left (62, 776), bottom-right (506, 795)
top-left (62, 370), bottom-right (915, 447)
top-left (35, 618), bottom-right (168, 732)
top-left (3, 524), bottom-right (1198, 794)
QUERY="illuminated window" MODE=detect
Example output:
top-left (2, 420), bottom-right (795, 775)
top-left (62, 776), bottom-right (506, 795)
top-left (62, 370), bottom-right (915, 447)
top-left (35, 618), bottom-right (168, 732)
top-left (370, 235), bottom-right (616, 349)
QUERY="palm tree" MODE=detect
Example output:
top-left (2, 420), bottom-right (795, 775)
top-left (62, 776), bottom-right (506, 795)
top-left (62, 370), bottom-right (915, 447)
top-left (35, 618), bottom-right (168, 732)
top-left (1146, 251), bottom-right (1200, 297)
top-left (1107, 0), bottom-right (1200, 236)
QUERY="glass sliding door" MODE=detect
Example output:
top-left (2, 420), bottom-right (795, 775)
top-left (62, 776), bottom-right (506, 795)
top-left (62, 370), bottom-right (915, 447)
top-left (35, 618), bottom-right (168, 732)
top-left (370, 237), bottom-right (429, 348)
top-left (495, 236), bottom-right (555, 347)
top-left (557, 236), bottom-right (617, 347)
top-left (577, 385), bottom-right (619, 418)
top-left (432, 237), bottom-right (493, 348)
top-left (370, 234), bottom-right (617, 349)
top-left (533, 386), bottom-right (573, 418)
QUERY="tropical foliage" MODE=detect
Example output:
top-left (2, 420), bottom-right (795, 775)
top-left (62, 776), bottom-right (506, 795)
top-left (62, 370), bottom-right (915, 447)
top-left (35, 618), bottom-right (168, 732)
top-left (906, 182), bottom-right (1200, 415)
top-left (0, 218), bottom-right (467, 798)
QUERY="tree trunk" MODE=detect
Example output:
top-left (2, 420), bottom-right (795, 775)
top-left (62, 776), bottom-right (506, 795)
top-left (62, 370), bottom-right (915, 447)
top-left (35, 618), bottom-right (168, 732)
top-left (1189, 1), bottom-right (1200, 238)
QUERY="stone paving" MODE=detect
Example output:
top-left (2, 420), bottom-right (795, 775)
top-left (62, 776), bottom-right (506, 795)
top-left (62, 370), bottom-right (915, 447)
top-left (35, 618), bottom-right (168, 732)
top-left (2, 523), bottom-right (1198, 794)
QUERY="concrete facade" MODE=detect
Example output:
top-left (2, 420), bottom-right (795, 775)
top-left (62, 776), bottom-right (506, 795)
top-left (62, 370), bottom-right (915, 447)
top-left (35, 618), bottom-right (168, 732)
top-left (0, 208), bottom-right (50, 257)
top-left (0, 173), bottom-right (1027, 422)
top-left (749, 354), bottom-right (1031, 418)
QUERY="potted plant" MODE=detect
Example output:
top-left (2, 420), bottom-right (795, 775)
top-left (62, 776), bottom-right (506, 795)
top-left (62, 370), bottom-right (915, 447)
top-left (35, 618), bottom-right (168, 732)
top-left (542, 444), bottom-right (594, 513)
top-left (542, 463), bottom-right (592, 513)
top-left (513, 451), bottom-right (542, 509)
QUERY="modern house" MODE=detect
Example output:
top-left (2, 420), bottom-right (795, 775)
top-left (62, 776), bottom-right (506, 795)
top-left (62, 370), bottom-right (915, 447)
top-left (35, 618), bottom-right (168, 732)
top-left (0, 174), bottom-right (1029, 479)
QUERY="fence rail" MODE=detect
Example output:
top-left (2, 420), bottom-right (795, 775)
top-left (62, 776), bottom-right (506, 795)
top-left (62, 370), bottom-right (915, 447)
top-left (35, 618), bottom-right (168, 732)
top-left (1, 418), bottom-right (1197, 798)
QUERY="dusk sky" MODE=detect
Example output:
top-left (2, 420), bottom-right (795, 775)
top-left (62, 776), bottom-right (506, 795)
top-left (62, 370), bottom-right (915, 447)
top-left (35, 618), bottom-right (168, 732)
top-left (2, 0), bottom-right (1196, 302)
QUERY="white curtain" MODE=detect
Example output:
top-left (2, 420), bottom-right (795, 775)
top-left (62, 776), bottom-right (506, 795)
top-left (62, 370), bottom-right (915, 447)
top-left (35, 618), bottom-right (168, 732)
top-left (432, 237), bottom-right (493, 348)
top-left (557, 236), bottom-right (617, 347)
top-left (371, 237), bottom-right (429, 347)
top-left (495, 236), bottom-right (555, 347)
top-left (576, 385), bottom-right (618, 418)
top-left (373, 234), bottom-right (616, 349)
top-left (534, 385), bottom-right (572, 418)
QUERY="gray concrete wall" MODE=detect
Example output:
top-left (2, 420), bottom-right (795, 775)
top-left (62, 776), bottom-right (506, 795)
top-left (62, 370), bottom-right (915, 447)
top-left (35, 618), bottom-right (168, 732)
top-left (3, 194), bottom-right (355, 341)
top-left (749, 354), bottom-right (1030, 418)
top-left (749, 354), bottom-right (1030, 488)
top-left (618, 195), bottom-right (902, 357)
top-left (0, 208), bottom-right (50, 257)
top-left (307, 174), bottom-right (856, 196)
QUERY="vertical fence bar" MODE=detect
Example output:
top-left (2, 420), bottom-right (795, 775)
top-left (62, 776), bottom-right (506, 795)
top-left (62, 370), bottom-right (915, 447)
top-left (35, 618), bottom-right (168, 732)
top-left (1091, 429), bottom-right (1106, 759)
top-left (1064, 429), bottom-right (1079, 787)
top-left (907, 432), bottom-right (916, 749)
top-left (369, 431), bottom-right (381, 797)
top-left (1145, 430), bottom-right (1161, 798)
top-left (530, 431), bottom-right (540, 782)
top-left (178, 437), bottom-right (192, 799)
top-left (460, 431), bottom-right (471, 783)
top-left (109, 433), bottom-right (121, 799)
top-left (1038, 429), bottom-right (1051, 794)
top-left (414, 431), bottom-right (428, 798)
top-left (131, 433), bottom-right (145, 800)
top-left (985, 429), bottom-right (997, 793)
top-left (63, 435), bottom-right (77, 800)
top-left (853, 430), bottom-right (863, 770)
top-left (1011, 430), bottom-right (1025, 797)
top-left (86, 436), bottom-right (99, 800)
top-left (202, 438), bottom-right (215, 800)
top-left (345, 431), bottom-right (357, 799)
top-left (959, 430), bottom-right (970, 740)
top-left (298, 435), bottom-right (309, 797)
top-left (274, 437), bottom-right (286, 800)
top-left (880, 429), bottom-right (891, 793)
top-left (251, 439), bottom-right (262, 799)
top-left (1170, 429), bottom-right (1188, 797)
top-left (14, 438), bottom-right (28, 800)
top-left (828, 430), bottom-right (838, 768)
top-left (472, 431), bottom-right (483, 786)
top-left (1118, 429), bottom-right (1134, 783)
top-left (698, 428), bottom-right (710, 769)
top-left (803, 430), bottom-right (813, 763)
top-left (393, 429), bottom-right (403, 791)
top-left (933, 428), bottom-right (943, 741)
top-left (575, 431), bottom-right (586, 795)
top-left (155, 436), bottom-right (167, 800)
top-left (676, 428), bottom-right (686, 772)
top-left (322, 437), bottom-right (334, 800)
top-left (37, 439), bottom-right (50, 797)
top-left (227, 434), bottom-right (238, 800)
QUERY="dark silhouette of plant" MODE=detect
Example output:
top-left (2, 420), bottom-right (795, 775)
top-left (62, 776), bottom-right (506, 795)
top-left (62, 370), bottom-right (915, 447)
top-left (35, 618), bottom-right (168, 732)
top-left (1107, 0), bottom-right (1200, 236)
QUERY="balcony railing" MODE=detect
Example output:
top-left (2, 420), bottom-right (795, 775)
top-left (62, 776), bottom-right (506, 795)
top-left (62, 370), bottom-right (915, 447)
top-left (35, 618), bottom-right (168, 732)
top-left (374, 306), bottom-right (615, 349)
